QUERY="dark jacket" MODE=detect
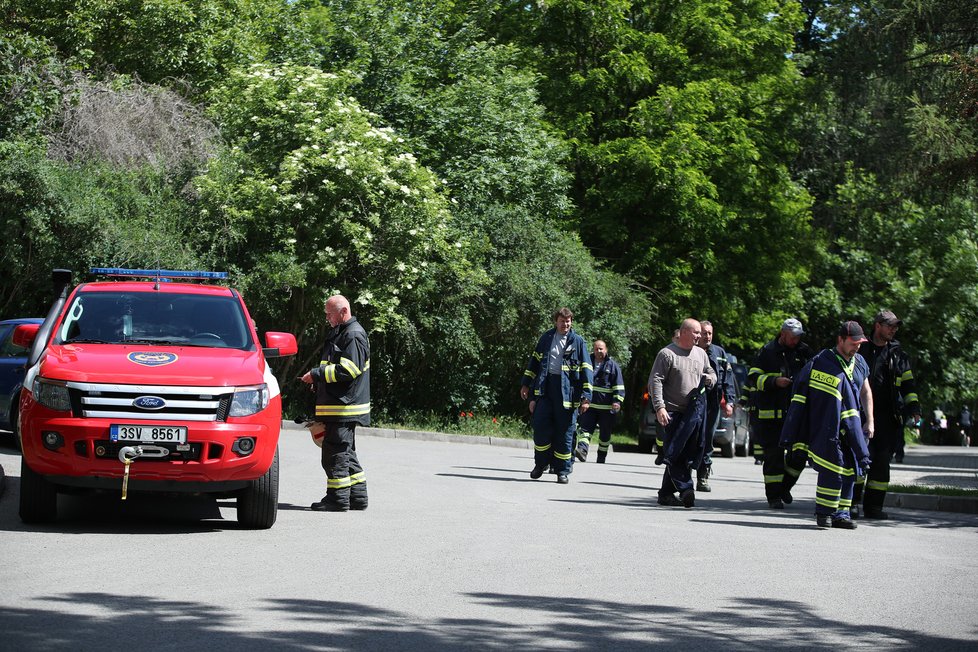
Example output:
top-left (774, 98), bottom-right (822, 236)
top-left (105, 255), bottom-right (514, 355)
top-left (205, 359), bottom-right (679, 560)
top-left (590, 356), bottom-right (625, 410)
top-left (859, 338), bottom-right (919, 426)
top-left (705, 343), bottom-right (737, 411)
top-left (662, 383), bottom-right (709, 471)
top-left (521, 328), bottom-right (593, 409)
top-left (312, 317), bottom-right (370, 425)
top-left (781, 348), bottom-right (870, 475)
top-left (747, 338), bottom-right (814, 428)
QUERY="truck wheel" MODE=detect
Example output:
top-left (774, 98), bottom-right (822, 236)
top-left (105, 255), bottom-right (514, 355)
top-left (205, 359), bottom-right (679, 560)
top-left (19, 457), bottom-right (57, 523)
top-left (237, 449), bottom-right (279, 529)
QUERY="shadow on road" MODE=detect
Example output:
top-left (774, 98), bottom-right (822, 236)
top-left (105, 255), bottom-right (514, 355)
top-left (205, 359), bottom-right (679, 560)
top-left (0, 591), bottom-right (973, 651)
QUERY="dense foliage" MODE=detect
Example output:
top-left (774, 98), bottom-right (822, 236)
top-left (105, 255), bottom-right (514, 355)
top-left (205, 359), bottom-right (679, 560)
top-left (1, 0), bottom-right (975, 417)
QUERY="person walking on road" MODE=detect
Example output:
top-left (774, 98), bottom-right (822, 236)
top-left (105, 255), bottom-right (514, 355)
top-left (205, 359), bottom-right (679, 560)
top-left (781, 321), bottom-right (872, 529)
top-left (747, 318), bottom-right (814, 509)
top-left (301, 295), bottom-right (370, 512)
top-left (695, 320), bottom-right (737, 492)
top-left (576, 339), bottom-right (625, 464)
top-left (960, 407), bottom-right (972, 447)
top-left (854, 310), bottom-right (921, 518)
top-left (649, 318), bottom-right (716, 508)
top-left (520, 308), bottom-right (593, 484)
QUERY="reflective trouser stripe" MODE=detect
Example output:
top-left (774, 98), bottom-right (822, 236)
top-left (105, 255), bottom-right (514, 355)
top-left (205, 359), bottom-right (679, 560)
top-left (764, 474), bottom-right (784, 484)
top-left (867, 480), bottom-right (889, 491)
top-left (553, 450), bottom-right (572, 461)
top-left (535, 443), bottom-right (551, 452)
top-left (327, 476), bottom-right (353, 489)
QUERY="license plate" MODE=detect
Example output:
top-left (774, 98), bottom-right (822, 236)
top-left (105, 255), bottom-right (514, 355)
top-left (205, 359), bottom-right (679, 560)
top-left (110, 424), bottom-right (188, 444)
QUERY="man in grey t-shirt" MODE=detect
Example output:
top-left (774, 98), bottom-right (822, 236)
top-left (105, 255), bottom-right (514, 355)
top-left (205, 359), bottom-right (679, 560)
top-left (648, 318), bottom-right (716, 507)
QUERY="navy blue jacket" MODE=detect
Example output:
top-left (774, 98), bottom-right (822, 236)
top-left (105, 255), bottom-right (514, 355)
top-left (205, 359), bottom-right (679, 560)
top-left (521, 328), bottom-right (593, 409)
top-left (781, 348), bottom-right (870, 476)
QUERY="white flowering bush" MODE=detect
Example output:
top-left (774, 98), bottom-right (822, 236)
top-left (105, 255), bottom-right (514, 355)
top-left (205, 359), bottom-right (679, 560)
top-left (196, 63), bottom-right (482, 365)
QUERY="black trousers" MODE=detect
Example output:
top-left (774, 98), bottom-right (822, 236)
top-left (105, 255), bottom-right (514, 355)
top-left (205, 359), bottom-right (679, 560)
top-left (855, 419), bottom-right (899, 510)
top-left (321, 421), bottom-right (368, 508)
top-left (755, 422), bottom-right (786, 501)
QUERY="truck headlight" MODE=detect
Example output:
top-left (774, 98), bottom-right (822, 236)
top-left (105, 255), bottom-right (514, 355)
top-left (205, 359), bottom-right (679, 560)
top-left (33, 378), bottom-right (72, 412)
top-left (229, 384), bottom-right (269, 417)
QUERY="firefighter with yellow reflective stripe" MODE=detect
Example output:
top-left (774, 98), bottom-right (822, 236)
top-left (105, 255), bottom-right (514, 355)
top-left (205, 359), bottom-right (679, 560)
top-left (576, 339), bottom-right (624, 464)
top-left (301, 295), bottom-right (370, 512)
top-left (746, 318), bottom-right (814, 508)
top-left (853, 310), bottom-right (921, 519)
top-left (520, 308), bottom-right (593, 484)
top-left (781, 321), bottom-right (872, 529)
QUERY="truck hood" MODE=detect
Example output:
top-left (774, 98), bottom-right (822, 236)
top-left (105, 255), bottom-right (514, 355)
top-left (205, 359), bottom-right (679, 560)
top-left (37, 344), bottom-right (268, 388)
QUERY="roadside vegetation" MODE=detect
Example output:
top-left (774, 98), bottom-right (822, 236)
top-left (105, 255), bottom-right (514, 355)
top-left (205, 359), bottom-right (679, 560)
top-left (2, 0), bottom-right (976, 423)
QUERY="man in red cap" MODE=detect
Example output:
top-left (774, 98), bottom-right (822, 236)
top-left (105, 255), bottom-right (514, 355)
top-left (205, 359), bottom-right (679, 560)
top-left (780, 321), bottom-right (872, 529)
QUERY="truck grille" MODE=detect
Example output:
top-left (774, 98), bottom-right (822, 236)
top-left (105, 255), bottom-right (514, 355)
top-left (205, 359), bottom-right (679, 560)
top-left (66, 382), bottom-right (232, 422)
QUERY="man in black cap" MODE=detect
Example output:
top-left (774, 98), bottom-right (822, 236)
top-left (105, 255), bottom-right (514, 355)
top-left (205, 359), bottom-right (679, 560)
top-left (781, 321), bottom-right (872, 529)
top-left (853, 310), bottom-right (921, 519)
top-left (746, 317), bottom-right (814, 508)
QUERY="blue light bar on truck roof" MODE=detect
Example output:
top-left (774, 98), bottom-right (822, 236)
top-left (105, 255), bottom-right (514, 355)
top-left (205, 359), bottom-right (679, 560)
top-left (90, 267), bottom-right (228, 280)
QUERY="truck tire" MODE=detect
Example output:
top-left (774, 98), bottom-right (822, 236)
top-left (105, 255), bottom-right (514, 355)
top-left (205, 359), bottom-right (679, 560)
top-left (19, 456), bottom-right (57, 523)
top-left (237, 449), bottom-right (279, 529)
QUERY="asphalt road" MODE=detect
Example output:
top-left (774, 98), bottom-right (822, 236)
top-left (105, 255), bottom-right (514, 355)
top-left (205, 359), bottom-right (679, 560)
top-left (1, 428), bottom-right (976, 651)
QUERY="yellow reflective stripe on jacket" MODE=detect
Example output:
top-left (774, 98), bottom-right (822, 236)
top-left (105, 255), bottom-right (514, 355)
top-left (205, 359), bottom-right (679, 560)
top-left (316, 403), bottom-right (371, 417)
top-left (840, 408), bottom-right (859, 420)
top-left (791, 394), bottom-right (807, 404)
top-left (340, 356), bottom-right (363, 378)
top-left (757, 409), bottom-right (783, 419)
top-left (905, 392), bottom-right (918, 403)
top-left (810, 379), bottom-right (842, 400)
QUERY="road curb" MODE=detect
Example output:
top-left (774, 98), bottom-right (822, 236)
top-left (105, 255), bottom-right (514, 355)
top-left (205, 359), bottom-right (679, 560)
top-left (886, 492), bottom-right (978, 515)
top-left (281, 421), bottom-right (532, 449)
top-left (282, 421), bottom-right (977, 514)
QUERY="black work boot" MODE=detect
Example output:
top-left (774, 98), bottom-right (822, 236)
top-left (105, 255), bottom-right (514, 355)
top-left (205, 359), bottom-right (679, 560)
top-left (596, 451), bottom-right (607, 464)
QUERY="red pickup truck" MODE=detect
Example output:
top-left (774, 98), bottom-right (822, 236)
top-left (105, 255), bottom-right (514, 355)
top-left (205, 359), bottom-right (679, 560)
top-left (14, 268), bottom-right (297, 528)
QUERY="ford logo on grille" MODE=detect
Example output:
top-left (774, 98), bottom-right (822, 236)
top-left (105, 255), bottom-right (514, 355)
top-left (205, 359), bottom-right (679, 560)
top-left (133, 396), bottom-right (166, 410)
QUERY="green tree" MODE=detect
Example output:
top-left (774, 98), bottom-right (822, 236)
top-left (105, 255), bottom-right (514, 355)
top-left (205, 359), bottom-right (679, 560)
top-left (196, 62), bottom-right (486, 415)
top-left (1, 0), bottom-right (315, 92)
top-left (476, 0), bottom-right (817, 356)
top-left (301, 1), bottom-right (653, 414)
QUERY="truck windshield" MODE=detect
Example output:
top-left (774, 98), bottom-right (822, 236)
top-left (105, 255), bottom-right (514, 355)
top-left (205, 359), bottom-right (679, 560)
top-left (55, 291), bottom-right (254, 349)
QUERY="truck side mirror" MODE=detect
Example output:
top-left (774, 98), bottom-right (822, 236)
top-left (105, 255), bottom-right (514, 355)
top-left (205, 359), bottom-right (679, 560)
top-left (12, 323), bottom-right (40, 349)
top-left (262, 332), bottom-right (298, 358)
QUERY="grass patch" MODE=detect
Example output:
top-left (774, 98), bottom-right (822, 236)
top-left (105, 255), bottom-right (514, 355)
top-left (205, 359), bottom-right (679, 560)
top-left (889, 483), bottom-right (978, 497)
top-left (375, 410), bottom-right (640, 444)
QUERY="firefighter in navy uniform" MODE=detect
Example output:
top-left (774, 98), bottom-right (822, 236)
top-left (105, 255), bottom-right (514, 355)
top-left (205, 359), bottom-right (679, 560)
top-left (520, 307), bottom-right (594, 484)
top-left (853, 310), bottom-right (920, 519)
top-left (575, 339), bottom-right (625, 463)
top-left (301, 295), bottom-right (370, 512)
top-left (747, 318), bottom-right (814, 509)
top-left (781, 321), bottom-right (872, 529)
